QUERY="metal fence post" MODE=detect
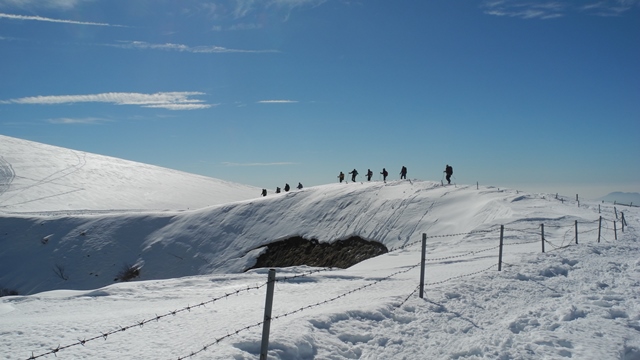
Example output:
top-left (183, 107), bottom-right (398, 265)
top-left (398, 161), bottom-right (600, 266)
top-left (498, 225), bottom-right (504, 271)
top-left (541, 223), bottom-right (545, 253)
top-left (260, 269), bottom-right (276, 360)
top-left (419, 233), bottom-right (426, 299)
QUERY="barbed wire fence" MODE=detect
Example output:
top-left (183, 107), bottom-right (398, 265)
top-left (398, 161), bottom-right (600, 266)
top-left (20, 211), bottom-right (631, 360)
top-left (24, 281), bottom-right (271, 360)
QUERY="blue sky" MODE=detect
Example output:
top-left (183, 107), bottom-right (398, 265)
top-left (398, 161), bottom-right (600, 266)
top-left (1, 0), bottom-right (638, 199)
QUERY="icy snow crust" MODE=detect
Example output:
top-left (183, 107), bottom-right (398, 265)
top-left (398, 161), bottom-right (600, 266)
top-left (1, 135), bottom-right (639, 359)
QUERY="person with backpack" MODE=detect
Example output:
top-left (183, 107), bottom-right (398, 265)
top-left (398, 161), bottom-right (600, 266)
top-left (349, 168), bottom-right (358, 182)
top-left (284, 183), bottom-right (290, 192)
top-left (380, 168), bottom-right (388, 182)
top-left (400, 166), bottom-right (407, 180)
top-left (366, 169), bottom-right (373, 181)
top-left (275, 187), bottom-right (281, 193)
top-left (297, 182), bottom-right (303, 190)
top-left (338, 171), bottom-right (345, 183)
top-left (444, 164), bottom-right (453, 184)
top-left (261, 189), bottom-right (267, 197)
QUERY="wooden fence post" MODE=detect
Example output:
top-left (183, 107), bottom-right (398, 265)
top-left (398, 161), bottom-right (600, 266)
top-left (614, 221), bottom-right (617, 240)
top-left (498, 225), bottom-right (504, 271)
top-left (419, 233), bottom-right (426, 299)
top-left (598, 216), bottom-right (602, 243)
top-left (621, 212), bottom-right (626, 232)
top-left (541, 224), bottom-right (545, 253)
top-left (260, 269), bottom-right (276, 360)
top-left (575, 220), bottom-right (578, 245)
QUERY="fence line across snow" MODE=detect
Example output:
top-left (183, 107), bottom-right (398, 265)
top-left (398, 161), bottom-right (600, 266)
top-left (20, 213), bottom-right (629, 360)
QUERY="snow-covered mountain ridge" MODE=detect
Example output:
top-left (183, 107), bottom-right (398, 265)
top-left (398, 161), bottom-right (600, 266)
top-left (1, 135), bottom-right (639, 359)
top-left (0, 135), bottom-right (623, 296)
top-left (0, 135), bottom-right (633, 297)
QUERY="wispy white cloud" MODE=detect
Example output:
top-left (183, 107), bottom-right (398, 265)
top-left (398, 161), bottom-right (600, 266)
top-left (257, 100), bottom-right (298, 104)
top-left (144, 103), bottom-right (214, 110)
top-left (0, 12), bottom-right (127, 27)
top-left (210, 22), bottom-right (265, 32)
top-left (201, 0), bottom-right (332, 31)
top-left (111, 40), bottom-right (277, 54)
top-left (269, 0), bottom-right (328, 8)
top-left (482, 0), bottom-right (639, 19)
top-left (482, 1), bottom-right (566, 19)
top-left (226, 22), bottom-right (264, 31)
top-left (47, 117), bottom-right (108, 124)
top-left (2, 92), bottom-right (211, 110)
top-left (0, 0), bottom-right (89, 10)
top-left (230, 0), bottom-right (327, 19)
top-left (222, 161), bottom-right (297, 167)
top-left (579, 0), bottom-right (639, 16)
top-left (232, 0), bottom-right (257, 18)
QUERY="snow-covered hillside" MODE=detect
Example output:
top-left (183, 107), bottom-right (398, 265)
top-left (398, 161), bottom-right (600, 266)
top-left (0, 135), bottom-right (260, 213)
top-left (1, 135), bottom-right (639, 359)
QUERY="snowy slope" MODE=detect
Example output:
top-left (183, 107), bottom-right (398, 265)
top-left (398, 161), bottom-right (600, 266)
top-left (0, 135), bottom-right (260, 212)
top-left (1, 135), bottom-right (639, 360)
top-left (1, 179), bottom-right (611, 295)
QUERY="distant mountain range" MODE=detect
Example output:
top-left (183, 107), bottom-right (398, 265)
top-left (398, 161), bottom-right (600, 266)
top-left (598, 192), bottom-right (640, 205)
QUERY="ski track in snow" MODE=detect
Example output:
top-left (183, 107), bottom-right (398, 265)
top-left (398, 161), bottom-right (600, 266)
top-left (0, 156), bottom-right (16, 198)
top-left (0, 149), bottom-right (87, 208)
top-left (0, 135), bottom-right (260, 213)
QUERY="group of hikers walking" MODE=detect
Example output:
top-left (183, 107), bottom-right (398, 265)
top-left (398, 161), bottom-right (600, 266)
top-left (339, 165), bottom-right (410, 183)
top-left (262, 164), bottom-right (453, 196)
top-left (261, 182), bottom-right (303, 197)
top-left (338, 164), bottom-right (453, 184)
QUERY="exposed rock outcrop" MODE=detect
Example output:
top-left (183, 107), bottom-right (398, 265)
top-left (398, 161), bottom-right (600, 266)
top-left (248, 236), bottom-right (388, 270)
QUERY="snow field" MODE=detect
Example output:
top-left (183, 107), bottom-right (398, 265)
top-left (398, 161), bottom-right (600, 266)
top-left (1, 135), bottom-right (639, 359)
top-left (2, 209), bottom-right (638, 359)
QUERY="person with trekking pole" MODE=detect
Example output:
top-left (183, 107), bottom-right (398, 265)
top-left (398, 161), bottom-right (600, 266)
top-left (444, 164), bottom-right (453, 185)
